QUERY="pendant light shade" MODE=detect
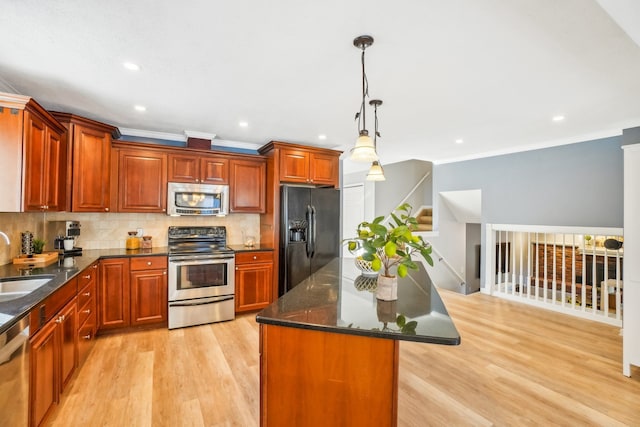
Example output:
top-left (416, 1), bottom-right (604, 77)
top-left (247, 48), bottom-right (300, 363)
top-left (351, 130), bottom-right (378, 162)
top-left (366, 161), bottom-right (386, 181)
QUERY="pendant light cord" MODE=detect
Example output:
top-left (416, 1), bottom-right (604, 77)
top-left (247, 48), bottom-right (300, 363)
top-left (357, 47), bottom-right (369, 133)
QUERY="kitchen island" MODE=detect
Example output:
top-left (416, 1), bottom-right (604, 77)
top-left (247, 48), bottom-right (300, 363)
top-left (256, 258), bottom-right (460, 427)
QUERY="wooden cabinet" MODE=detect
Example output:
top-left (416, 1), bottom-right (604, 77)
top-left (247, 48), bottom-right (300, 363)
top-left (279, 147), bottom-right (340, 186)
top-left (168, 153), bottom-right (229, 184)
top-left (51, 112), bottom-right (120, 212)
top-left (98, 256), bottom-right (168, 331)
top-left (98, 257), bottom-right (130, 330)
top-left (77, 262), bottom-right (98, 364)
top-left (235, 250), bottom-right (273, 312)
top-left (0, 93), bottom-right (66, 212)
top-left (229, 158), bottom-right (266, 213)
top-left (115, 144), bottom-right (167, 213)
top-left (30, 294), bottom-right (77, 427)
top-left (260, 324), bottom-right (398, 427)
top-left (22, 110), bottom-right (66, 211)
top-left (130, 256), bottom-right (168, 326)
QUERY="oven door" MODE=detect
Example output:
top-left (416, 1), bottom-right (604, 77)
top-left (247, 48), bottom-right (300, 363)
top-left (168, 254), bottom-right (235, 302)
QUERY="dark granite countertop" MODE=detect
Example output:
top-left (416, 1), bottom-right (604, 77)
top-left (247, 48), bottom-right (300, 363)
top-left (0, 247), bottom-right (169, 334)
top-left (256, 258), bottom-right (461, 345)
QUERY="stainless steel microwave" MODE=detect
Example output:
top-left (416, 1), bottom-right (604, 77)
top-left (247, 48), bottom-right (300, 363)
top-left (167, 182), bottom-right (229, 216)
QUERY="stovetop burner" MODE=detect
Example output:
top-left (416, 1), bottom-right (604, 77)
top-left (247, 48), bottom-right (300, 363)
top-left (168, 226), bottom-right (233, 255)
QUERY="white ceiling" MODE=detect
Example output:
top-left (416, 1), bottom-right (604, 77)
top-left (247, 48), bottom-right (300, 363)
top-left (1, 1), bottom-right (640, 172)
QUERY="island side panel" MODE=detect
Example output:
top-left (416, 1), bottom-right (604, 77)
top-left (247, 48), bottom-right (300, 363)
top-left (260, 323), bottom-right (399, 427)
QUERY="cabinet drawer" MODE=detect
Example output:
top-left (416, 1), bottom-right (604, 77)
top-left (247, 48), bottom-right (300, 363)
top-left (78, 281), bottom-right (95, 310)
top-left (78, 311), bottom-right (96, 363)
top-left (78, 299), bottom-right (94, 326)
top-left (78, 262), bottom-right (98, 288)
top-left (130, 256), bottom-right (168, 271)
top-left (30, 277), bottom-right (78, 332)
top-left (236, 251), bottom-right (274, 264)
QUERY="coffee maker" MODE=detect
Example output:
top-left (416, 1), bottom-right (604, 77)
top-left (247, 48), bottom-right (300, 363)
top-left (51, 220), bottom-right (82, 255)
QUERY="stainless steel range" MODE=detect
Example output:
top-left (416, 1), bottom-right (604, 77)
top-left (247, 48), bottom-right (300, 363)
top-left (167, 226), bottom-right (235, 329)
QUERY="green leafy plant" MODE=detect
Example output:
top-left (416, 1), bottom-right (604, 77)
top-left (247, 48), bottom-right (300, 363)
top-left (33, 238), bottom-right (45, 254)
top-left (346, 203), bottom-right (433, 278)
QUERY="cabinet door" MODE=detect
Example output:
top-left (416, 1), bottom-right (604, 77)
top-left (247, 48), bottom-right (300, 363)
top-left (30, 319), bottom-right (58, 427)
top-left (59, 299), bottom-right (78, 391)
top-left (44, 128), bottom-right (64, 211)
top-left (130, 269), bottom-right (168, 326)
top-left (230, 159), bottom-right (266, 213)
top-left (168, 154), bottom-right (199, 183)
top-left (201, 157), bottom-right (229, 184)
top-left (117, 148), bottom-right (167, 213)
top-left (309, 152), bottom-right (339, 187)
top-left (71, 126), bottom-right (111, 212)
top-left (235, 251), bottom-right (273, 312)
top-left (280, 149), bottom-right (310, 183)
top-left (98, 258), bottom-right (131, 330)
top-left (23, 111), bottom-right (48, 211)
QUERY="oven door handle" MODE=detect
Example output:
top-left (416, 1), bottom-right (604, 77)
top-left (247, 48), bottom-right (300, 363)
top-left (169, 258), bottom-right (232, 266)
top-left (169, 295), bottom-right (234, 307)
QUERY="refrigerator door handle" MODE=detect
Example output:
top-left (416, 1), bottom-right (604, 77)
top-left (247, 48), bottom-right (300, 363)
top-left (306, 204), bottom-right (313, 257)
top-left (310, 205), bottom-right (317, 258)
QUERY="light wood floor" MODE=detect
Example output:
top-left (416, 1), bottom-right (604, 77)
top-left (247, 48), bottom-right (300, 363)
top-left (48, 291), bottom-right (640, 426)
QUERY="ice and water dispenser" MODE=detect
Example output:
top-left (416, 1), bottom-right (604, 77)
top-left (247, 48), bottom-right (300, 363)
top-left (288, 220), bottom-right (307, 243)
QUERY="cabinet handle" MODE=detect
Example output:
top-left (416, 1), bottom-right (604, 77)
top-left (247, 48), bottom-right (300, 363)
top-left (163, 271), bottom-right (167, 275)
top-left (147, 261), bottom-right (152, 266)
top-left (83, 275), bottom-right (91, 279)
top-left (105, 207), bottom-right (109, 212)
top-left (253, 255), bottom-right (257, 260)
top-left (82, 292), bottom-right (91, 297)
top-left (93, 264), bottom-right (98, 269)
top-left (82, 333), bottom-right (92, 340)
top-left (235, 266), bottom-right (238, 270)
top-left (83, 309), bottom-right (91, 315)
top-left (56, 315), bottom-right (65, 324)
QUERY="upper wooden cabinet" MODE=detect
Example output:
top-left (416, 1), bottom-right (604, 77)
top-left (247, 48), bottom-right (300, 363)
top-left (51, 112), bottom-right (120, 212)
top-left (0, 93), bottom-right (66, 212)
top-left (168, 153), bottom-right (229, 184)
top-left (22, 109), bottom-right (66, 211)
top-left (230, 158), bottom-right (266, 213)
top-left (114, 143), bottom-right (167, 213)
top-left (263, 142), bottom-right (341, 187)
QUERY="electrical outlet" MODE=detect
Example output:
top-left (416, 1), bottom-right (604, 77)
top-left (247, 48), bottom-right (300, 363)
top-left (136, 228), bottom-right (143, 237)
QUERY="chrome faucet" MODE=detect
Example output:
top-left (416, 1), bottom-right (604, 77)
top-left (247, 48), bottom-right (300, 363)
top-left (0, 231), bottom-right (10, 245)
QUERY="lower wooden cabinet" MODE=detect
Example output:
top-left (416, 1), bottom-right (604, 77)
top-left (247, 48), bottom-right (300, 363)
top-left (30, 297), bottom-right (77, 427)
top-left (130, 256), bottom-right (168, 326)
top-left (235, 250), bottom-right (273, 312)
top-left (77, 262), bottom-right (98, 363)
top-left (98, 256), bottom-right (167, 331)
top-left (98, 257), bottom-right (131, 330)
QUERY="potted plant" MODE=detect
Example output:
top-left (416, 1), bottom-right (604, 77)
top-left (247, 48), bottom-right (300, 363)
top-left (346, 203), bottom-right (434, 300)
top-left (33, 238), bottom-right (46, 254)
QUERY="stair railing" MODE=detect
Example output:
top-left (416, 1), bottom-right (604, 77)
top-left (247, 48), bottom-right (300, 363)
top-left (382, 172), bottom-right (431, 225)
top-left (428, 244), bottom-right (466, 288)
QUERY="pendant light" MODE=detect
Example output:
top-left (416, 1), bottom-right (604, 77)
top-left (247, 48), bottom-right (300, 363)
top-left (366, 99), bottom-right (386, 181)
top-left (350, 35), bottom-right (378, 162)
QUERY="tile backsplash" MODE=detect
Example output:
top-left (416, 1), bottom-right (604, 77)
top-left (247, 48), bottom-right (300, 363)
top-left (0, 211), bottom-right (260, 265)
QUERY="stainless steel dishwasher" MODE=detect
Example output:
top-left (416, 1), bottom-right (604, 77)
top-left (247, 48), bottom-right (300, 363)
top-left (0, 314), bottom-right (30, 427)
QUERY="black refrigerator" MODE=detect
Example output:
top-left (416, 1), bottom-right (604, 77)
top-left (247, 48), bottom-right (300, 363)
top-left (280, 185), bottom-right (341, 295)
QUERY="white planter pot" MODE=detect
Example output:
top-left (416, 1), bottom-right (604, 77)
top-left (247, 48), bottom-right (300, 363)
top-left (376, 275), bottom-right (398, 301)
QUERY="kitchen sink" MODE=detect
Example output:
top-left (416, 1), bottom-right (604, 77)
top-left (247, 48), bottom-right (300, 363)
top-left (0, 275), bottom-right (54, 303)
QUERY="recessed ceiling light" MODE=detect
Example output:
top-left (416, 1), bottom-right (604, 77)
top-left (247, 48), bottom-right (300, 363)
top-left (123, 62), bottom-right (140, 71)
top-left (239, 121), bottom-right (249, 128)
top-left (318, 134), bottom-right (327, 140)
top-left (552, 115), bottom-right (565, 122)
top-left (455, 139), bottom-right (464, 144)
top-left (134, 105), bottom-right (146, 112)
